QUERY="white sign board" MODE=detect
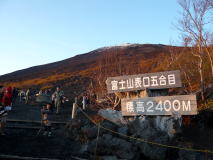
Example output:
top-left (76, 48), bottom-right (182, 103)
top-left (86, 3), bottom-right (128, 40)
top-left (106, 70), bottom-right (182, 93)
top-left (121, 95), bottom-right (197, 116)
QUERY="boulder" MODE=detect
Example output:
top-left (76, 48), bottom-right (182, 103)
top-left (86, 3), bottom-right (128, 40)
top-left (98, 109), bottom-right (127, 126)
top-left (117, 126), bottom-right (128, 136)
top-left (101, 120), bottom-right (117, 130)
top-left (88, 134), bottom-right (135, 159)
top-left (81, 126), bottom-right (98, 139)
top-left (128, 116), bottom-right (179, 160)
top-left (136, 131), bottom-right (169, 160)
top-left (129, 115), bottom-right (182, 138)
top-left (66, 119), bottom-right (81, 129)
top-left (155, 115), bottom-right (182, 138)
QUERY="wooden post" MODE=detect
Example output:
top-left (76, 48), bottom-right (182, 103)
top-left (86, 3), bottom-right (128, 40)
top-left (83, 96), bottom-right (86, 110)
top-left (72, 103), bottom-right (77, 119)
top-left (75, 97), bottom-right (78, 104)
top-left (127, 92), bottom-right (130, 99)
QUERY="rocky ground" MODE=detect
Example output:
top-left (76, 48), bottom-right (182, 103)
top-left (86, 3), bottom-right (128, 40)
top-left (67, 108), bottom-right (213, 160)
top-left (0, 101), bottom-right (82, 160)
top-left (0, 100), bottom-right (213, 160)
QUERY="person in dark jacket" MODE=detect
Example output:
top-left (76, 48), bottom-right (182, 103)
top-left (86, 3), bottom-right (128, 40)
top-left (0, 86), bottom-right (4, 105)
top-left (12, 87), bottom-right (18, 105)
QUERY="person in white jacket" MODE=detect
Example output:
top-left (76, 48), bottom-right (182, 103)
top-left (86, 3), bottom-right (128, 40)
top-left (52, 87), bottom-right (64, 114)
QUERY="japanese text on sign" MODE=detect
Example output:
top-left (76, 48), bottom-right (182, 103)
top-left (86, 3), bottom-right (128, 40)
top-left (121, 95), bottom-right (197, 116)
top-left (106, 70), bottom-right (181, 93)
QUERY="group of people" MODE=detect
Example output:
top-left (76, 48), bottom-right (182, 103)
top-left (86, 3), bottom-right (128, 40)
top-left (39, 87), bottom-right (65, 136)
top-left (0, 86), bottom-right (66, 136)
top-left (0, 85), bottom-right (91, 137)
top-left (18, 88), bottom-right (31, 104)
top-left (39, 87), bottom-right (92, 137)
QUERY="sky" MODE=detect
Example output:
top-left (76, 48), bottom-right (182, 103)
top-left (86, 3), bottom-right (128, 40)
top-left (0, 0), bottom-right (182, 75)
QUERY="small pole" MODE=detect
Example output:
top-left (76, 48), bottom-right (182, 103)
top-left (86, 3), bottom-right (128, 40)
top-left (83, 96), bottom-right (86, 110)
top-left (72, 103), bottom-right (77, 119)
top-left (75, 97), bottom-right (78, 104)
top-left (127, 92), bottom-right (130, 99)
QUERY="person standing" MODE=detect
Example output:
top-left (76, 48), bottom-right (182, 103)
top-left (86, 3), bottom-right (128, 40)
top-left (0, 86), bottom-right (4, 105)
top-left (0, 106), bottom-right (7, 135)
top-left (12, 87), bottom-right (18, 105)
top-left (18, 90), bottom-right (25, 103)
top-left (0, 86), bottom-right (13, 135)
top-left (82, 94), bottom-right (89, 110)
top-left (25, 88), bottom-right (30, 104)
top-left (2, 87), bottom-right (13, 107)
top-left (41, 103), bottom-right (53, 137)
top-left (52, 87), bottom-right (64, 114)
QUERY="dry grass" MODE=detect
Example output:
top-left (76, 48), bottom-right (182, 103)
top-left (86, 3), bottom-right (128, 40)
top-left (2, 73), bottom-right (72, 88)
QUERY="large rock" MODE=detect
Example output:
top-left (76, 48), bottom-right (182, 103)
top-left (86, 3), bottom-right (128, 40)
top-left (98, 109), bottom-right (127, 126)
top-left (130, 115), bottom-right (182, 138)
top-left (99, 120), bottom-right (118, 135)
top-left (155, 115), bottom-right (182, 138)
top-left (74, 109), bottom-right (183, 160)
top-left (117, 126), bottom-right (128, 136)
top-left (88, 134), bottom-right (135, 159)
top-left (136, 130), bottom-right (169, 160)
top-left (65, 119), bottom-right (82, 140)
top-left (66, 119), bottom-right (81, 129)
top-left (101, 120), bottom-right (118, 130)
top-left (128, 115), bottom-right (182, 160)
top-left (81, 125), bottom-right (98, 139)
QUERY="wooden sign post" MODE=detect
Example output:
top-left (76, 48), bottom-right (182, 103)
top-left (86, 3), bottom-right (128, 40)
top-left (72, 103), bottom-right (77, 119)
top-left (106, 70), bottom-right (198, 116)
top-left (82, 96), bottom-right (86, 110)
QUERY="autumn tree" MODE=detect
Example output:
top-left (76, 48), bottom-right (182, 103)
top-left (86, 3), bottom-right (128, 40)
top-left (95, 47), bottom-right (142, 109)
top-left (177, 0), bottom-right (213, 100)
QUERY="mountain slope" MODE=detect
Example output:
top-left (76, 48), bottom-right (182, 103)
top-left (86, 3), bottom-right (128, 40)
top-left (0, 44), bottom-right (169, 84)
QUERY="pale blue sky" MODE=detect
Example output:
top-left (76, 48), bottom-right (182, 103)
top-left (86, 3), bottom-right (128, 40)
top-left (0, 0), bottom-right (182, 75)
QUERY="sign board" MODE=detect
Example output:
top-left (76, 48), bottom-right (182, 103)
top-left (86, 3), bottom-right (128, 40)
top-left (121, 95), bottom-right (197, 116)
top-left (106, 70), bottom-right (182, 93)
